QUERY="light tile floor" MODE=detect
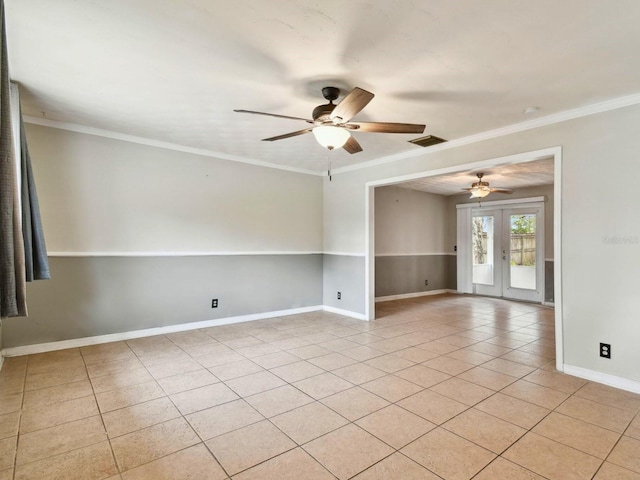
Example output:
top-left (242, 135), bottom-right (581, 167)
top-left (1, 294), bottom-right (640, 479)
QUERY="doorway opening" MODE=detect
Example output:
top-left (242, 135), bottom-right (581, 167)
top-left (463, 201), bottom-right (544, 303)
top-left (365, 146), bottom-right (562, 370)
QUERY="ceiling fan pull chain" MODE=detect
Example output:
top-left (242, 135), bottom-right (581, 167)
top-left (328, 158), bottom-right (332, 182)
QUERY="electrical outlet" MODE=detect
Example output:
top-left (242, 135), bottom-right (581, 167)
top-left (211, 299), bottom-right (218, 308)
top-left (454, 245), bottom-right (457, 252)
top-left (600, 343), bottom-right (611, 359)
top-left (425, 280), bottom-right (428, 286)
top-left (337, 292), bottom-right (341, 300)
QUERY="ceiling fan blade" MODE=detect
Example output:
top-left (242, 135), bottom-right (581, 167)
top-left (262, 128), bottom-right (313, 142)
top-left (330, 87), bottom-right (375, 123)
top-left (234, 109), bottom-right (313, 123)
top-left (343, 135), bottom-right (363, 154)
top-left (349, 122), bottom-right (426, 134)
top-left (489, 188), bottom-right (513, 194)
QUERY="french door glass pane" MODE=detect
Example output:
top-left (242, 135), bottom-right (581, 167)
top-left (472, 215), bottom-right (494, 285)
top-left (509, 214), bottom-right (536, 290)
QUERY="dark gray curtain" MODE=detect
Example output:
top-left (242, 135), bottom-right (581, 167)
top-left (0, 0), bottom-right (24, 318)
top-left (19, 105), bottom-right (49, 282)
top-left (1, 0), bottom-right (49, 318)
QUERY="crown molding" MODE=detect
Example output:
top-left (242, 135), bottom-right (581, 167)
top-left (330, 91), bottom-right (640, 175)
top-left (23, 116), bottom-right (323, 176)
top-left (25, 90), bottom-right (640, 178)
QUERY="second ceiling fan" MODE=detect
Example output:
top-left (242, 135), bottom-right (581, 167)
top-left (235, 86), bottom-right (425, 154)
top-left (462, 173), bottom-right (514, 198)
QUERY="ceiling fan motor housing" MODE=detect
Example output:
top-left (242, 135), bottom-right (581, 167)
top-left (321, 86), bottom-right (340, 102)
top-left (472, 180), bottom-right (490, 188)
top-left (312, 103), bottom-right (336, 122)
top-left (312, 86), bottom-right (341, 122)
top-left (472, 173), bottom-right (489, 188)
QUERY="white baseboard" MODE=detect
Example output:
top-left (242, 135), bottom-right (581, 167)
top-left (1, 305), bottom-right (325, 358)
top-left (563, 364), bottom-right (640, 395)
top-left (322, 305), bottom-right (367, 321)
top-left (375, 289), bottom-right (455, 303)
top-left (543, 301), bottom-right (555, 307)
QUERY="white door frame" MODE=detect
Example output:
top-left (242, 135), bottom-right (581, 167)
top-left (364, 146), bottom-right (563, 371)
top-left (501, 205), bottom-right (545, 302)
top-left (470, 208), bottom-right (504, 298)
top-left (463, 202), bottom-right (545, 302)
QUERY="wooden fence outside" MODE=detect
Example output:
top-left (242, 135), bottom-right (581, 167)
top-left (474, 233), bottom-right (536, 266)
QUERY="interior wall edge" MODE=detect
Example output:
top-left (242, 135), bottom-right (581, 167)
top-left (563, 364), bottom-right (640, 395)
top-left (375, 253), bottom-right (456, 257)
top-left (1, 305), bottom-right (325, 358)
top-left (47, 251), bottom-right (326, 257)
top-left (322, 306), bottom-right (367, 321)
top-left (375, 289), bottom-right (457, 302)
top-left (322, 254), bottom-right (366, 315)
top-left (4, 255), bottom-right (323, 348)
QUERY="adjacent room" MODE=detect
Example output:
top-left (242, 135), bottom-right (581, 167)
top-left (2, 1), bottom-right (640, 479)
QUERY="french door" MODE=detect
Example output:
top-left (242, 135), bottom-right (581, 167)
top-left (471, 205), bottom-right (544, 302)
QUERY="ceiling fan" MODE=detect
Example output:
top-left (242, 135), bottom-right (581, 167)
top-left (234, 86), bottom-right (425, 154)
top-left (462, 173), bottom-right (513, 198)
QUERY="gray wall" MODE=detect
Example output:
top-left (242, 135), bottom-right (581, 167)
top-left (322, 255), bottom-right (365, 315)
top-left (375, 255), bottom-right (456, 297)
top-left (2, 124), bottom-right (325, 349)
top-left (374, 186), bottom-right (454, 299)
top-left (545, 260), bottom-right (554, 303)
top-left (4, 255), bottom-right (322, 347)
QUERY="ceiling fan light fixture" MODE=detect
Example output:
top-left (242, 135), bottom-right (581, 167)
top-left (469, 185), bottom-right (491, 198)
top-left (312, 125), bottom-right (350, 150)
top-left (236, 86), bottom-right (424, 154)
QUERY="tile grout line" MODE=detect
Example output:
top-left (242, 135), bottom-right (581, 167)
top-left (8, 297), bottom-right (638, 479)
top-left (122, 336), bottom-right (232, 479)
top-left (595, 407), bottom-right (640, 477)
top-left (81, 344), bottom-right (123, 478)
top-left (11, 356), bottom-right (29, 480)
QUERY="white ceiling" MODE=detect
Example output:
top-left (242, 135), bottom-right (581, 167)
top-left (6, 0), bottom-right (640, 173)
top-left (399, 157), bottom-right (555, 196)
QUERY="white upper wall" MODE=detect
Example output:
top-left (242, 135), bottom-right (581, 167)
top-left (375, 186), bottom-right (449, 256)
top-left (324, 103), bottom-right (640, 384)
top-left (27, 124), bottom-right (323, 253)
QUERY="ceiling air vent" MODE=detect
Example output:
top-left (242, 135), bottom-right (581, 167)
top-left (409, 135), bottom-right (447, 147)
